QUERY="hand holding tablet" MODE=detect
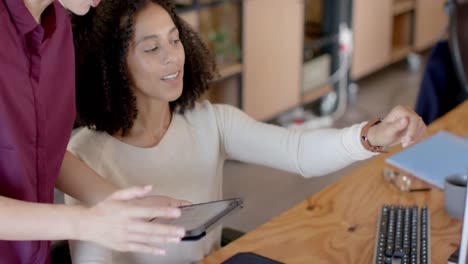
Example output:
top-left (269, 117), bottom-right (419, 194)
top-left (151, 198), bottom-right (244, 240)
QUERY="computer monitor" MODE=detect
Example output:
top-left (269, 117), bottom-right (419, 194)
top-left (457, 178), bottom-right (468, 263)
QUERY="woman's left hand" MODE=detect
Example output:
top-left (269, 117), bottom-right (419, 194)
top-left (132, 194), bottom-right (192, 209)
top-left (367, 105), bottom-right (427, 149)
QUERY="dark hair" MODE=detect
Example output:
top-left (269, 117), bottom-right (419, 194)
top-left (72, 0), bottom-right (217, 135)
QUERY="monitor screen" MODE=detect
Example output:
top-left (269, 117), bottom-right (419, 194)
top-left (457, 174), bottom-right (468, 263)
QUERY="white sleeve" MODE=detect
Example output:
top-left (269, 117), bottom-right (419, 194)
top-left (213, 104), bottom-right (378, 178)
top-left (65, 196), bottom-right (113, 264)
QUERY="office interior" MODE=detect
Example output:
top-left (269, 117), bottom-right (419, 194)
top-left (52, 0), bottom-right (468, 263)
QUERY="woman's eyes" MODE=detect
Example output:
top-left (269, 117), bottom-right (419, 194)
top-left (143, 39), bottom-right (180, 52)
top-left (144, 46), bottom-right (159, 53)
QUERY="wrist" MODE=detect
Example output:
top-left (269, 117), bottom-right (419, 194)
top-left (68, 205), bottom-right (88, 241)
top-left (360, 118), bottom-right (387, 153)
top-left (367, 126), bottom-right (378, 146)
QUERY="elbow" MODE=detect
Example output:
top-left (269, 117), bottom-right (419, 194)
top-left (299, 166), bottom-right (334, 178)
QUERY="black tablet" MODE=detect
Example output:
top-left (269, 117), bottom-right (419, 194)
top-left (151, 198), bottom-right (243, 240)
top-left (222, 252), bottom-right (284, 264)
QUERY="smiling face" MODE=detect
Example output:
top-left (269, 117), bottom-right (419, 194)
top-left (125, 2), bottom-right (185, 104)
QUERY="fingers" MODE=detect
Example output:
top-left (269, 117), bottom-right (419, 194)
top-left (368, 117), bottom-right (408, 147)
top-left (179, 200), bottom-right (192, 207)
top-left (407, 119), bottom-right (427, 147)
top-left (127, 205), bottom-right (182, 220)
top-left (401, 116), bottom-right (418, 147)
top-left (171, 199), bottom-right (192, 207)
top-left (126, 232), bottom-right (182, 245)
top-left (397, 117), bottom-right (409, 130)
top-left (110, 185), bottom-right (153, 201)
top-left (417, 120), bottom-right (427, 139)
top-left (387, 117), bottom-right (408, 137)
top-left (382, 105), bottom-right (427, 148)
top-left (127, 221), bottom-right (185, 237)
top-left (121, 242), bottom-right (166, 256)
top-left (155, 196), bottom-right (191, 207)
top-left (401, 116), bottom-right (425, 147)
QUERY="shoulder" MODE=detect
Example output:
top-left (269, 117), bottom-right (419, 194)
top-left (68, 127), bottom-right (107, 158)
top-left (183, 100), bottom-right (241, 120)
top-left (50, 2), bottom-right (73, 44)
top-left (53, 1), bottom-right (71, 26)
top-left (0, 1), bottom-right (5, 15)
top-left (180, 100), bottom-right (217, 124)
top-left (184, 100), bottom-right (215, 116)
top-left (181, 100), bottom-right (246, 128)
top-left (0, 2), bottom-right (13, 39)
top-left (182, 101), bottom-right (253, 138)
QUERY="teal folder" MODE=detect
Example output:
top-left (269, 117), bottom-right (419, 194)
top-left (385, 131), bottom-right (468, 189)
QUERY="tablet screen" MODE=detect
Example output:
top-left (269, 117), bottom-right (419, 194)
top-left (152, 198), bottom-right (242, 232)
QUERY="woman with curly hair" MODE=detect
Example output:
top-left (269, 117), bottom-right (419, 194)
top-left (67, 0), bottom-right (426, 262)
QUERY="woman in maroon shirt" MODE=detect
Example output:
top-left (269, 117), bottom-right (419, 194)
top-left (0, 0), bottom-right (186, 263)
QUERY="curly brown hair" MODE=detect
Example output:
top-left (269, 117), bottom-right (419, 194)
top-left (72, 0), bottom-right (218, 135)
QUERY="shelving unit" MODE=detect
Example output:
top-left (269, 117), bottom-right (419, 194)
top-left (301, 85), bottom-right (333, 104)
top-left (352, 0), bottom-right (448, 80)
top-left (302, 0), bottom-right (352, 113)
top-left (177, 0), bottom-right (351, 121)
top-left (215, 63), bottom-right (242, 82)
top-left (176, 0), bottom-right (448, 120)
top-left (393, 0), bottom-right (415, 15)
top-left (391, 8), bottom-right (414, 63)
top-left (176, 0), bottom-right (243, 108)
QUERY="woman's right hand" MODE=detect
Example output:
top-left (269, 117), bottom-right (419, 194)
top-left (75, 185), bottom-right (185, 256)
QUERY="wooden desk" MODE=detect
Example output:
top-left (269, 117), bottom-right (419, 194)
top-left (200, 101), bottom-right (468, 264)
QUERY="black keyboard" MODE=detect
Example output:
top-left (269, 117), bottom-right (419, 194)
top-left (373, 205), bottom-right (430, 264)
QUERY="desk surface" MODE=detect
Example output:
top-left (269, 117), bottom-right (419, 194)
top-left (199, 101), bottom-right (468, 264)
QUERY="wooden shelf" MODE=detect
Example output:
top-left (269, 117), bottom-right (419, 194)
top-left (179, 10), bottom-right (199, 30)
top-left (175, 0), bottom-right (193, 6)
top-left (393, 0), bottom-right (415, 15)
top-left (391, 45), bottom-right (411, 63)
top-left (177, 1), bottom-right (242, 110)
top-left (303, 34), bottom-right (339, 54)
top-left (352, 0), bottom-right (447, 80)
top-left (203, 76), bottom-right (239, 106)
top-left (213, 63), bottom-right (242, 82)
top-left (176, 0), bottom-right (241, 13)
top-left (391, 10), bottom-right (412, 63)
top-left (301, 84), bottom-right (333, 104)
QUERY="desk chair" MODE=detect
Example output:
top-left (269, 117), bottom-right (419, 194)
top-left (415, 0), bottom-right (468, 124)
top-left (50, 228), bottom-right (244, 263)
top-left (448, 0), bottom-right (468, 96)
top-left (50, 241), bottom-right (71, 264)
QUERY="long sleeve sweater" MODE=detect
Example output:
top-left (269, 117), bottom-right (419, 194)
top-left (65, 101), bottom-right (376, 264)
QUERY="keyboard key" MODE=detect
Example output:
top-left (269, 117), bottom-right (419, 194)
top-left (373, 204), bottom-right (429, 264)
top-left (401, 254), bottom-right (409, 264)
top-left (385, 205), bottom-right (396, 257)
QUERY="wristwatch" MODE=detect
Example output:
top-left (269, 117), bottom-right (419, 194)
top-left (360, 118), bottom-right (388, 153)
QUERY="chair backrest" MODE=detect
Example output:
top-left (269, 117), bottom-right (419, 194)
top-left (448, 0), bottom-right (468, 96)
top-left (50, 240), bottom-right (72, 264)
